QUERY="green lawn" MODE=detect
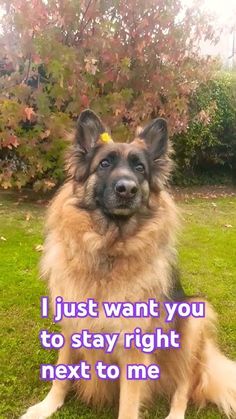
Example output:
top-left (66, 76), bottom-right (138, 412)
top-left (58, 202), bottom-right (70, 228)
top-left (0, 191), bottom-right (235, 419)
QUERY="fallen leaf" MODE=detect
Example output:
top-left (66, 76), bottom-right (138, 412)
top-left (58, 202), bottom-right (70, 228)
top-left (44, 180), bottom-right (56, 190)
top-left (35, 244), bottom-right (44, 252)
top-left (25, 212), bottom-right (32, 221)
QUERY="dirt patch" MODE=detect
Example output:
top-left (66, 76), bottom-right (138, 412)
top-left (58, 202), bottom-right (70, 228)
top-left (171, 185), bottom-right (236, 201)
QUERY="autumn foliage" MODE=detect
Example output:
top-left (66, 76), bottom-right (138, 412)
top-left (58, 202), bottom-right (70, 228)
top-left (0, 0), bottom-right (219, 190)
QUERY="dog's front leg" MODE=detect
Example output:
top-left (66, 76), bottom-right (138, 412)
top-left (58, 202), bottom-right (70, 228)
top-left (118, 374), bottom-right (142, 419)
top-left (165, 382), bottom-right (189, 419)
top-left (21, 340), bottom-right (72, 419)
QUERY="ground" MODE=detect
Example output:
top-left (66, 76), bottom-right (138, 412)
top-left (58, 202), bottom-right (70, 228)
top-left (0, 187), bottom-right (236, 419)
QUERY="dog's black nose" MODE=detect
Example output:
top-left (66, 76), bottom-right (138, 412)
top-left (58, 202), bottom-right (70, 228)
top-left (115, 179), bottom-right (138, 198)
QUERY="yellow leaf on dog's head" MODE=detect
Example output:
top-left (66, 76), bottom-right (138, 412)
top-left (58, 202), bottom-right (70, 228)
top-left (100, 132), bottom-right (113, 144)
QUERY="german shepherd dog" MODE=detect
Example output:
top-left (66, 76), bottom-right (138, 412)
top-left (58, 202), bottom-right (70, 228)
top-left (22, 110), bottom-right (236, 419)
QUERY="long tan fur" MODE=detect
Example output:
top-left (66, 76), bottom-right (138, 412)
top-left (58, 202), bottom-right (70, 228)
top-left (21, 114), bottom-right (236, 419)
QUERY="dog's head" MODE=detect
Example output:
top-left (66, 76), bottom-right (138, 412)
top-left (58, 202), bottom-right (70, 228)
top-left (68, 110), bottom-right (172, 219)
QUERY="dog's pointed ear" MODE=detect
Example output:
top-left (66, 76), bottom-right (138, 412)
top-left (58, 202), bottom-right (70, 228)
top-left (138, 118), bottom-right (172, 189)
top-left (75, 109), bottom-right (105, 152)
top-left (139, 118), bottom-right (168, 160)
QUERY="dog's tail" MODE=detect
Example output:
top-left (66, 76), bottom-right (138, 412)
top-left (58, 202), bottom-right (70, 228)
top-left (193, 338), bottom-right (236, 418)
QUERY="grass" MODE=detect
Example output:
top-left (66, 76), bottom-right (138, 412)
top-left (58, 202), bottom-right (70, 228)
top-left (0, 190), bottom-right (235, 419)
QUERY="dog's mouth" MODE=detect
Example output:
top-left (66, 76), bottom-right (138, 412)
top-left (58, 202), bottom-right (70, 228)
top-left (100, 201), bottom-right (137, 218)
top-left (106, 205), bottom-right (137, 217)
top-left (94, 186), bottom-right (144, 219)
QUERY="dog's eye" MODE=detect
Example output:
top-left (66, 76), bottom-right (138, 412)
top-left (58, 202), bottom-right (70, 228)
top-left (135, 163), bottom-right (145, 173)
top-left (99, 159), bottom-right (110, 168)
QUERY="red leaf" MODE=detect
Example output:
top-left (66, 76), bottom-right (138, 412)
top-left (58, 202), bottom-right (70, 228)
top-left (1, 134), bottom-right (20, 149)
top-left (24, 107), bottom-right (36, 121)
top-left (81, 94), bottom-right (89, 107)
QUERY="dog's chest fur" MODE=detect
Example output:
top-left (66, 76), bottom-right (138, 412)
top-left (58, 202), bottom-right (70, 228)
top-left (41, 183), bottom-right (178, 338)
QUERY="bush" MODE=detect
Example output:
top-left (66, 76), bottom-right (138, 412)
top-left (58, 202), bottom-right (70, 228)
top-left (0, 0), bottom-right (217, 190)
top-left (172, 71), bottom-right (236, 185)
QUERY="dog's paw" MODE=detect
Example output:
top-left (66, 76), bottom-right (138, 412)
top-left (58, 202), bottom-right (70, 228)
top-left (20, 398), bottom-right (63, 419)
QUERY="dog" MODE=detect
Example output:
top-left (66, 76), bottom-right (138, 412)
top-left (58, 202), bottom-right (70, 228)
top-left (21, 109), bottom-right (236, 419)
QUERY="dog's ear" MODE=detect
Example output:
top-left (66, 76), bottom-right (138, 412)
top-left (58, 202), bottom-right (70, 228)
top-left (139, 118), bottom-right (168, 160)
top-left (67, 110), bottom-right (106, 182)
top-left (75, 109), bottom-right (105, 152)
top-left (139, 118), bottom-right (173, 189)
